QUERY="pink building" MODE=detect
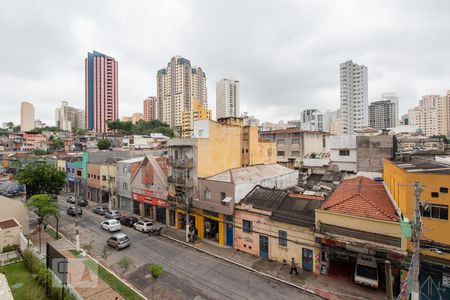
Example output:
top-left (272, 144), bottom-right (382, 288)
top-left (143, 96), bottom-right (157, 121)
top-left (85, 51), bottom-right (119, 133)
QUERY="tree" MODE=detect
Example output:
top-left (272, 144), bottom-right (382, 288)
top-left (33, 149), bottom-right (47, 155)
top-left (51, 138), bottom-right (65, 150)
top-left (101, 245), bottom-right (112, 264)
top-left (81, 240), bottom-right (95, 255)
top-left (97, 139), bottom-right (111, 150)
top-left (16, 165), bottom-right (66, 197)
top-left (27, 194), bottom-right (59, 252)
top-left (118, 256), bottom-right (134, 273)
top-left (74, 128), bottom-right (87, 136)
top-left (148, 263), bottom-right (164, 279)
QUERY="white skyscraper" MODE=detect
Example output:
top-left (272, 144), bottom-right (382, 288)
top-left (340, 60), bottom-right (368, 134)
top-left (55, 101), bottom-right (85, 132)
top-left (216, 79), bottom-right (240, 119)
top-left (157, 56), bottom-right (207, 129)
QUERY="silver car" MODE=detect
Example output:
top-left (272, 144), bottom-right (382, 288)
top-left (107, 233), bottom-right (130, 250)
top-left (105, 210), bottom-right (121, 219)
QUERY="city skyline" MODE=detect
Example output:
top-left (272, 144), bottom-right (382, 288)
top-left (2, 1), bottom-right (450, 126)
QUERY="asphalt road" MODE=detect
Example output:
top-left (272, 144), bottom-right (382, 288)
top-left (51, 196), bottom-right (320, 300)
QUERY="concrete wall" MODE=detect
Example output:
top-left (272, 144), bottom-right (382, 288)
top-left (0, 224), bottom-right (20, 252)
top-left (269, 220), bottom-right (320, 274)
top-left (195, 180), bottom-right (235, 215)
top-left (384, 159), bottom-right (450, 260)
top-left (315, 209), bottom-right (405, 250)
top-left (234, 208), bottom-right (271, 257)
top-left (0, 197), bottom-right (29, 235)
top-left (356, 135), bottom-right (393, 172)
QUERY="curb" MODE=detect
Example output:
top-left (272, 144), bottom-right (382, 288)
top-left (47, 224), bottom-right (149, 300)
top-left (161, 233), bottom-right (326, 299)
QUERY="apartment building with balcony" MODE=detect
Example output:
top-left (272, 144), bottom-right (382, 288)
top-left (259, 128), bottom-right (329, 169)
top-left (167, 118), bottom-right (276, 228)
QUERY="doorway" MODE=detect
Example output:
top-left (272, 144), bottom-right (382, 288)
top-left (259, 235), bottom-right (269, 259)
top-left (302, 248), bottom-right (313, 272)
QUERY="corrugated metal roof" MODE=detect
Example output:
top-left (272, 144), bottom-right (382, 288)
top-left (118, 157), bottom-right (145, 164)
top-left (240, 186), bottom-right (287, 211)
top-left (207, 164), bottom-right (296, 183)
top-left (271, 197), bottom-right (324, 227)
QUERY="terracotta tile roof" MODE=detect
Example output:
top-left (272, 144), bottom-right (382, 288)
top-left (320, 176), bottom-right (399, 222)
top-left (0, 218), bottom-right (20, 229)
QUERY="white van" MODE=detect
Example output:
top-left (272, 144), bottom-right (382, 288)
top-left (354, 255), bottom-right (379, 288)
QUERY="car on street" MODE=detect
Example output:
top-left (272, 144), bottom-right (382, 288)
top-left (120, 216), bottom-right (139, 227)
top-left (67, 206), bottom-right (82, 216)
top-left (133, 221), bottom-right (153, 233)
top-left (101, 219), bottom-right (121, 232)
top-left (93, 207), bottom-right (108, 215)
top-left (106, 233), bottom-right (130, 250)
top-left (77, 198), bottom-right (88, 207)
top-left (105, 210), bottom-right (121, 220)
top-left (67, 196), bottom-right (76, 204)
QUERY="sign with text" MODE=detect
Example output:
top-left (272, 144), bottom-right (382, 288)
top-left (132, 193), bottom-right (167, 207)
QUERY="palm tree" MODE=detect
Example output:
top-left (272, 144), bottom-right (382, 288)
top-left (27, 194), bottom-right (60, 251)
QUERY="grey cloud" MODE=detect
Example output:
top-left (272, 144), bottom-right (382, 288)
top-left (1, 0), bottom-right (450, 125)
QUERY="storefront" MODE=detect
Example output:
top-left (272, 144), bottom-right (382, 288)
top-left (132, 192), bottom-right (167, 223)
top-left (318, 238), bottom-right (404, 294)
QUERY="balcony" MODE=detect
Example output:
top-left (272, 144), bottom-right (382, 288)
top-left (168, 156), bottom-right (193, 168)
top-left (168, 176), bottom-right (194, 187)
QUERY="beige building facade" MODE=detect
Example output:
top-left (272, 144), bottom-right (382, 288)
top-left (20, 101), bottom-right (35, 132)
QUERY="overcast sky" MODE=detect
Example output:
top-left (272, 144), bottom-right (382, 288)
top-left (2, 0), bottom-right (450, 126)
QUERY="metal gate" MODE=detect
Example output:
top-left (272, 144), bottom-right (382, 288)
top-left (302, 248), bottom-right (313, 272)
top-left (259, 235), bottom-right (269, 259)
top-left (156, 207), bottom-right (166, 224)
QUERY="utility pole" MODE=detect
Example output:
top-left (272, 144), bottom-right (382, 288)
top-left (411, 181), bottom-right (422, 300)
top-left (185, 167), bottom-right (190, 243)
top-left (75, 191), bottom-right (80, 252)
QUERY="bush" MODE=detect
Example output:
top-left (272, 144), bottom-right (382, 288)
top-left (148, 263), bottom-right (164, 279)
top-left (2, 244), bottom-right (19, 253)
top-left (118, 256), bottom-right (133, 273)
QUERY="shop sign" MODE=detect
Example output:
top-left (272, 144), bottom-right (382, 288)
top-left (144, 190), bottom-right (154, 196)
top-left (443, 273), bottom-right (450, 288)
top-left (132, 193), bottom-right (167, 207)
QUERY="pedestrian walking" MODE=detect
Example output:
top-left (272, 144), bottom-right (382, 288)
top-left (290, 258), bottom-right (299, 275)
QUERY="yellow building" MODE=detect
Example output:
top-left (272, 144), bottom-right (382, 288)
top-left (168, 118), bottom-right (276, 229)
top-left (384, 157), bottom-right (450, 261)
top-left (100, 162), bottom-right (118, 208)
top-left (181, 99), bottom-right (212, 138)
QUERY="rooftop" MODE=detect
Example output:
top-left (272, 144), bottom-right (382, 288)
top-left (320, 176), bottom-right (399, 222)
top-left (240, 186), bottom-right (287, 211)
top-left (390, 156), bottom-right (450, 174)
top-left (259, 128), bottom-right (329, 135)
top-left (118, 156), bottom-right (145, 164)
top-left (0, 218), bottom-right (20, 229)
top-left (206, 164), bottom-right (296, 183)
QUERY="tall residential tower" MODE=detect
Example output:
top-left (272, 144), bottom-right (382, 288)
top-left (216, 79), bottom-right (240, 119)
top-left (143, 96), bottom-right (157, 121)
top-left (85, 51), bottom-right (118, 133)
top-left (368, 93), bottom-right (399, 130)
top-left (157, 56), bottom-right (207, 129)
top-left (20, 101), bottom-right (35, 132)
top-left (340, 60), bottom-right (368, 134)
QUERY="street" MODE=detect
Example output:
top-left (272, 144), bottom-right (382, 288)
top-left (51, 196), bottom-right (320, 300)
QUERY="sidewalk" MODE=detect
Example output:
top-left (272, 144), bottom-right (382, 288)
top-left (162, 227), bottom-right (385, 300)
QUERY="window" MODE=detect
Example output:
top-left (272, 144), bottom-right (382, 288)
top-left (243, 220), bottom-right (252, 233)
top-left (76, 170), bottom-right (82, 176)
top-left (277, 151), bottom-right (285, 156)
top-left (277, 139), bottom-right (284, 145)
top-left (220, 192), bottom-right (226, 201)
top-left (322, 136), bottom-right (326, 148)
top-left (440, 187), bottom-right (448, 193)
top-left (102, 175), bottom-right (107, 181)
top-left (204, 187), bottom-right (211, 200)
top-left (278, 230), bottom-right (287, 246)
top-left (431, 192), bottom-right (439, 198)
top-left (292, 138), bottom-right (299, 144)
top-left (422, 204), bottom-right (448, 220)
top-left (291, 151), bottom-right (300, 156)
top-left (122, 182), bottom-right (127, 189)
top-left (339, 150), bottom-right (350, 156)
top-left (123, 167), bottom-right (127, 172)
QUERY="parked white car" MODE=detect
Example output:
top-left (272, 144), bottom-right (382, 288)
top-left (133, 221), bottom-right (153, 233)
top-left (101, 219), bottom-right (121, 232)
